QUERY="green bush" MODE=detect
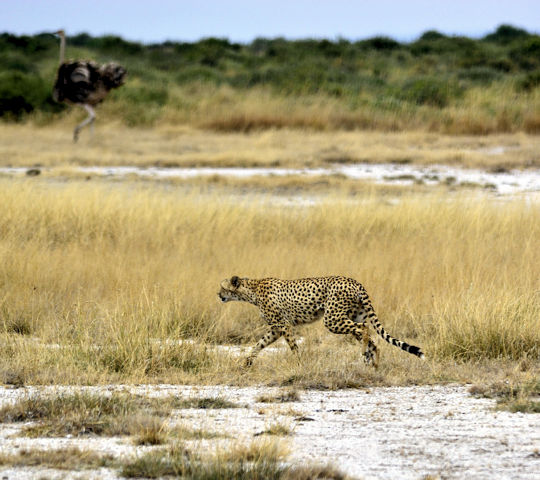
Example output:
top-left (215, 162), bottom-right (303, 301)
top-left (69, 32), bottom-right (94, 48)
top-left (360, 36), bottom-right (401, 51)
top-left (418, 30), bottom-right (447, 41)
top-left (410, 36), bottom-right (488, 65)
top-left (176, 65), bottom-right (223, 84)
top-left (175, 37), bottom-right (241, 67)
top-left (0, 32), bottom-right (56, 55)
top-left (487, 58), bottom-right (514, 72)
top-left (398, 76), bottom-right (462, 108)
top-left (510, 37), bottom-right (540, 70)
top-left (0, 52), bottom-right (36, 73)
top-left (516, 70), bottom-right (540, 91)
top-left (0, 71), bottom-right (60, 119)
top-left (484, 25), bottom-right (531, 44)
top-left (457, 67), bottom-right (502, 85)
top-left (146, 50), bottom-right (185, 72)
top-left (117, 84), bottom-right (168, 106)
top-left (95, 35), bottom-right (143, 55)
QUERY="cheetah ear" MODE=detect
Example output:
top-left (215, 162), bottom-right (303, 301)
top-left (231, 276), bottom-right (241, 288)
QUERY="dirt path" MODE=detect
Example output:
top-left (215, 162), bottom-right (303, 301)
top-left (0, 384), bottom-right (538, 479)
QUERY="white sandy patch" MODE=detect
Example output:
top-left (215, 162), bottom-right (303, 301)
top-left (80, 163), bottom-right (540, 195)
top-left (0, 384), bottom-right (538, 480)
top-left (2, 163), bottom-right (539, 195)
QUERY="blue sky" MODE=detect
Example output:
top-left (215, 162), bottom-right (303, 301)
top-left (1, 0), bottom-right (539, 43)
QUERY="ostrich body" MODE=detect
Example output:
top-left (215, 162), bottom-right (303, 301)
top-left (52, 30), bottom-right (126, 142)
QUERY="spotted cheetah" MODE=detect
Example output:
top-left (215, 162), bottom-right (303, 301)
top-left (218, 275), bottom-right (424, 367)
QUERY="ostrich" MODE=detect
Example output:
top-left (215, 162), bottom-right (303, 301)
top-left (52, 30), bottom-right (127, 142)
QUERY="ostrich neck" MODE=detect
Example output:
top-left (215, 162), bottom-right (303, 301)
top-left (59, 33), bottom-right (65, 65)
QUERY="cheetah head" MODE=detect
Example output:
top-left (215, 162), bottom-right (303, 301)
top-left (218, 276), bottom-right (250, 303)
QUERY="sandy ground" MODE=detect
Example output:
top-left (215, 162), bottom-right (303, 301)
top-left (0, 384), bottom-right (538, 479)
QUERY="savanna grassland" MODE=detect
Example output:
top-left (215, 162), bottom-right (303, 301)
top-left (0, 24), bottom-right (538, 402)
top-left (1, 26), bottom-right (539, 479)
top-left (0, 178), bottom-right (538, 390)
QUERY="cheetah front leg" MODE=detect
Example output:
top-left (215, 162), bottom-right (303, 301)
top-left (246, 326), bottom-right (282, 367)
top-left (282, 324), bottom-right (299, 353)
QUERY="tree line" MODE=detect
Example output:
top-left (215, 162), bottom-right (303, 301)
top-left (1, 24), bottom-right (538, 121)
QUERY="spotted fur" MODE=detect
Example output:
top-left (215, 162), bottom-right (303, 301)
top-left (218, 275), bottom-right (424, 367)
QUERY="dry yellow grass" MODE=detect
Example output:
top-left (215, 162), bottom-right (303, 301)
top-left (1, 123), bottom-right (539, 170)
top-left (115, 83), bottom-right (540, 135)
top-left (0, 178), bottom-right (538, 387)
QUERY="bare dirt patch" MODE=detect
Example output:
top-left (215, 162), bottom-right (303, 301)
top-left (0, 384), bottom-right (538, 479)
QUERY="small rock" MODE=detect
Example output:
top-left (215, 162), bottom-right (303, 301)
top-left (295, 416), bottom-right (315, 422)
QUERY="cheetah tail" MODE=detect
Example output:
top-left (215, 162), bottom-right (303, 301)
top-left (368, 314), bottom-right (425, 360)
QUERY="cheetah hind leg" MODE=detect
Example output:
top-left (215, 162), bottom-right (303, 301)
top-left (354, 326), bottom-right (379, 369)
top-left (363, 338), bottom-right (379, 368)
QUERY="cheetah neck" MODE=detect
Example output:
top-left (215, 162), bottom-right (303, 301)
top-left (242, 280), bottom-right (259, 306)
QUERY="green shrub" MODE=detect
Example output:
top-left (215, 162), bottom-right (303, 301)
top-left (176, 37), bottom-right (241, 67)
top-left (146, 49), bottom-right (185, 72)
top-left (398, 76), bottom-right (462, 107)
top-left (457, 67), bottom-right (502, 85)
top-left (410, 36), bottom-right (489, 67)
top-left (69, 32), bottom-right (94, 47)
top-left (115, 84), bottom-right (168, 126)
top-left (93, 35), bottom-right (143, 55)
top-left (516, 70), bottom-right (540, 91)
top-left (410, 36), bottom-right (466, 55)
top-left (0, 32), bottom-right (56, 55)
top-left (487, 58), bottom-right (514, 72)
top-left (484, 25), bottom-right (531, 44)
top-left (117, 84), bottom-right (169, 106)
top-left (510, 37), bottom-right (540, 70)
top-left (0, 71), bottom-right (60, 119)
top-left (360, 36), bottom-right (401, 51)
top-left (0, 52), bottom-right (37, 73)
top-left (418, 30), bottom-right (447, 41)
top-left (176, 65), bottom-right (223, 84)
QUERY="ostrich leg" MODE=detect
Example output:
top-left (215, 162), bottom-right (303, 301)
top-left (73, 104), bottom-right (96, 142)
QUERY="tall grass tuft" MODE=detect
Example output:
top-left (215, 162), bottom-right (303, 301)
top-left (121, 440), bottom-right (291, 479)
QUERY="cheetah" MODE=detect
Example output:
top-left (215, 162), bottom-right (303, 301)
top-left (218, 275), bottom-right (424, 367)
